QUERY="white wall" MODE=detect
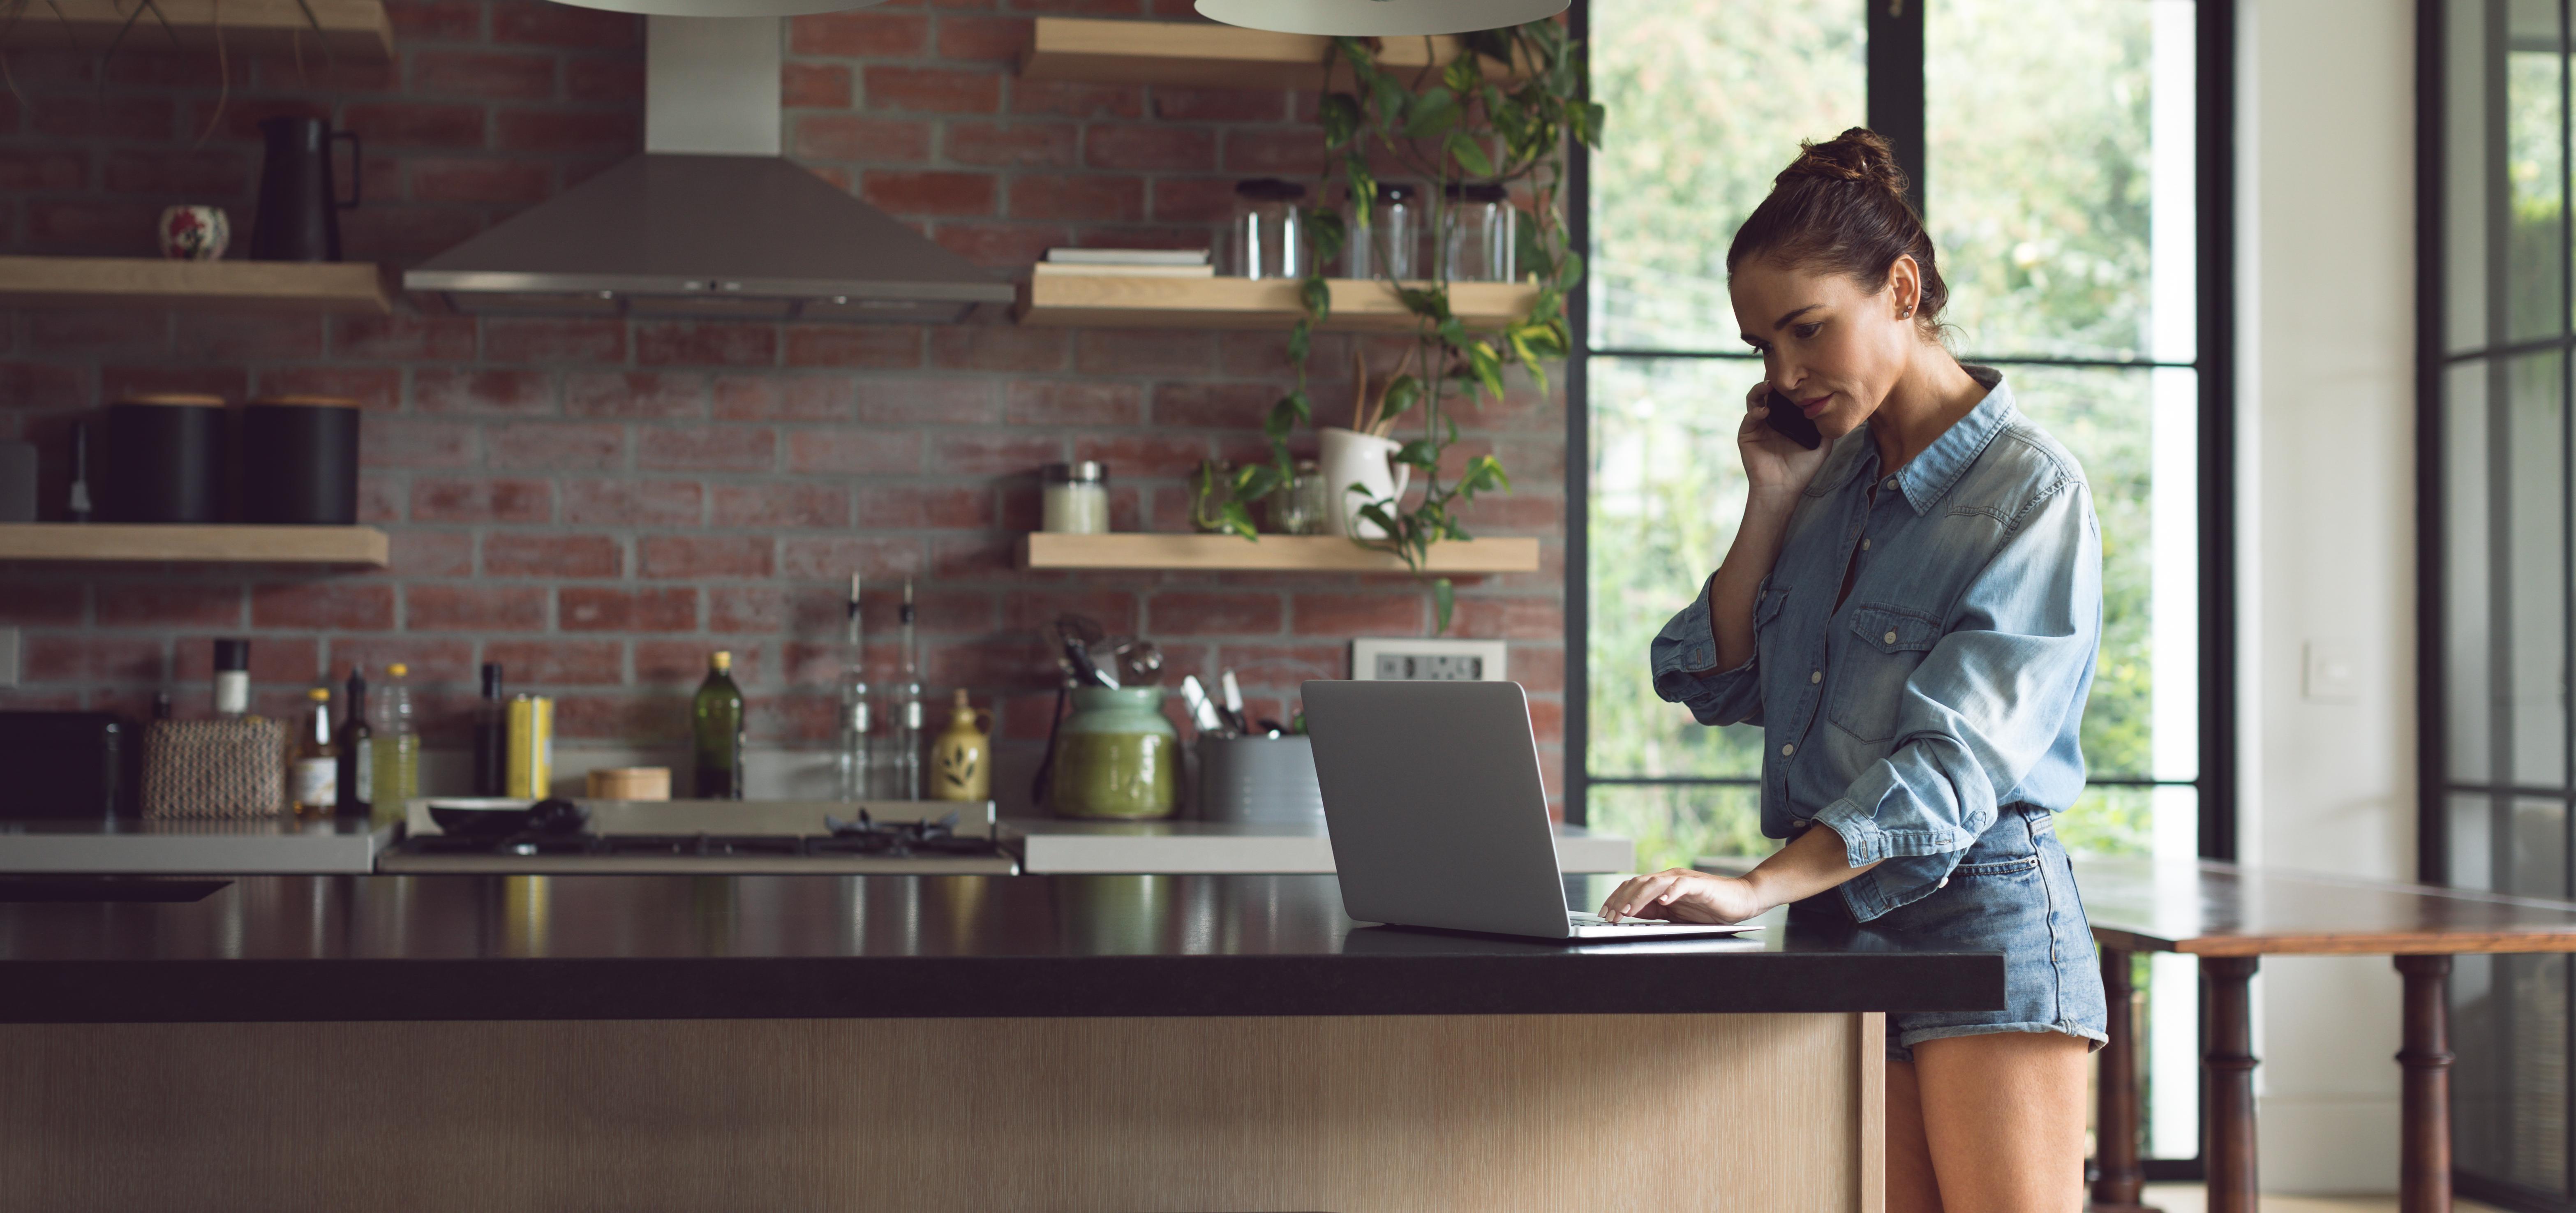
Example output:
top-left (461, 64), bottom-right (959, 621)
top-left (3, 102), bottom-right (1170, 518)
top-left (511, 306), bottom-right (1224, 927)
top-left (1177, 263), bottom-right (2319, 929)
top-left (2234, 0), bottom-right (2420, 1192)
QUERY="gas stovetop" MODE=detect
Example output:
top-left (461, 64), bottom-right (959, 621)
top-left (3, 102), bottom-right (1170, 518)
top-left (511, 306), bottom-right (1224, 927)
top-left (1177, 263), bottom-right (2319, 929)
top-left (377, 800), bottom-right (1020, 876)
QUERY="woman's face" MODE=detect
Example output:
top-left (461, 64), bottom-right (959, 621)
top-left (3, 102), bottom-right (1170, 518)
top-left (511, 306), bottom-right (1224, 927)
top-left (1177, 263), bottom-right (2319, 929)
top-left (1728, 256), bottom-right (1921, 442)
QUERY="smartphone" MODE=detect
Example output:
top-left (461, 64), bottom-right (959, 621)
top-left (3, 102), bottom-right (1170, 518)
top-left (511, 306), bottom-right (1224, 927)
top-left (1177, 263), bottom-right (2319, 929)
top-left (1763, 389), bottom-right (1823, 450)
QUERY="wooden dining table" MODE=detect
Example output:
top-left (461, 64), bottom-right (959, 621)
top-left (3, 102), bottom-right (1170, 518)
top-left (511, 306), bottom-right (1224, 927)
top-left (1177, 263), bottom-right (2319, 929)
top-left (2076, 858), bottom-right (2576, 1213)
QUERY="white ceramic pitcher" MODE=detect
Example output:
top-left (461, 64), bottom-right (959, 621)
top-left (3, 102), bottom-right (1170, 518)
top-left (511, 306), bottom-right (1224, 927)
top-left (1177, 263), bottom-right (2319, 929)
top-left (1319, 426), bottom-right (1411, 539)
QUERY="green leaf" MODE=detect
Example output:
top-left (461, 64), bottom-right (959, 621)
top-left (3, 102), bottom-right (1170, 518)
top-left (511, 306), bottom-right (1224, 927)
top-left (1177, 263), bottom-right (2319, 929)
top-left (1235, 462), bottom-right (1282, 501)
top-left (1287, 318), bottom-right (1312, 364)
top-left (1319, 92), bottom-right (1362, 149)
top-left (1465, 340), bottom-right (1506, 400)
top-left (1430, 578), bottom-right (1455, 635)
top-left (1442, 57), bottom-right (1481, 96)
top-left (1218, 501), bottom-right (1259, 541)
top-left (1394, 439), bottom-right (1437, 469)
top-left (1402, 86), bottom-right (1460, 140)
top-left (1307, 208), bottom-right (1348, 266)
top-left (1299, 276), bottom-right (1332, 321)
top-left (1444, 131), bottom-right (1495, 178)
top-left (1377, 374), bottom-right (1422, 425)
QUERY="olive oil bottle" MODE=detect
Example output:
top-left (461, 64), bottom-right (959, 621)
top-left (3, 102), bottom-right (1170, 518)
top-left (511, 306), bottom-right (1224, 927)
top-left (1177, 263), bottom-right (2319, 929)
top-left (692, 650), bottom-right (746, 799)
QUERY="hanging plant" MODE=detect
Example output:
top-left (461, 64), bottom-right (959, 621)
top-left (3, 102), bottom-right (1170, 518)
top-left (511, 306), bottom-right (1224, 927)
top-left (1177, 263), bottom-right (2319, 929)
top-left (1211, 20), bottom-right (1602, 634)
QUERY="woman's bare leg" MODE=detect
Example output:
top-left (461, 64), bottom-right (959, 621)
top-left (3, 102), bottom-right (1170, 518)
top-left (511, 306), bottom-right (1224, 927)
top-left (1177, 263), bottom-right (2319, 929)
top-left (1910, 1031), bottom-right (2090, 1211)
top-left (1885, 1058), bottom-right (1945, 1213)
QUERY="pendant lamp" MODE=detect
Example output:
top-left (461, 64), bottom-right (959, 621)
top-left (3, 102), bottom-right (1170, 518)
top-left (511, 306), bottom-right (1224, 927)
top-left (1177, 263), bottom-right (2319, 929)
top-left (547, 0), bottom-right (884, 17)
top-left (1193, 0), bottom-right (1568, 37)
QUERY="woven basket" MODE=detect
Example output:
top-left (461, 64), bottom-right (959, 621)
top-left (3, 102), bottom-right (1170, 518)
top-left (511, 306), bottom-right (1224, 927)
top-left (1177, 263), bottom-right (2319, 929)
top-left (143, 719), bottom-right (288, 818)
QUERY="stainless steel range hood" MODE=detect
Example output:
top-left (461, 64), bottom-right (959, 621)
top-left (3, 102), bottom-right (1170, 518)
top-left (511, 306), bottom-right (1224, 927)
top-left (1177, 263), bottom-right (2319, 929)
top-left (404, 16), bottom-right (1009, 323)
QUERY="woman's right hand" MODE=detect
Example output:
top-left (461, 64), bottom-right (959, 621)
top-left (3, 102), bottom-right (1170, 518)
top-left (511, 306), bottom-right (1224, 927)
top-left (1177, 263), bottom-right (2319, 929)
top-left (1738, 383), bottom-right (1832, 501)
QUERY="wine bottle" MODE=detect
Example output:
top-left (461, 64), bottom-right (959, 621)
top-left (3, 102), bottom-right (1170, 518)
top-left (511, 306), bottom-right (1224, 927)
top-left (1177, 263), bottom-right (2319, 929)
top-left (291, 687), bottom-right (337, 815)
top-left (693, 650), bottom-right (745, 799)
top-left (335, 665), bottom-right (372, 818)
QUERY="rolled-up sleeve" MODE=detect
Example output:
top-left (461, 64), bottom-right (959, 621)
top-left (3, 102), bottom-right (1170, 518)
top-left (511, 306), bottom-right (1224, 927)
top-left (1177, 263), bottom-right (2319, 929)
top-left (1811, 479), bottom-right (2101, 920)
top-left (1650, 573), bottom-right (1763, 727)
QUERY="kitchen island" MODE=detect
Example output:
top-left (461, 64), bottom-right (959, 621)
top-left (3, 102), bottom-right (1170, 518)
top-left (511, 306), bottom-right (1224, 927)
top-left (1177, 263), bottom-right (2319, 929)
top-left (0, 873), bottom-right (1998, 1212)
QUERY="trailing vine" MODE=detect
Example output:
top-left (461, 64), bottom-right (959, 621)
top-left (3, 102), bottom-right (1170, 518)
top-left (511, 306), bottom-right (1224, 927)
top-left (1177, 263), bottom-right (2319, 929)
top-left (1215, 19), bottom-right (1602, 634)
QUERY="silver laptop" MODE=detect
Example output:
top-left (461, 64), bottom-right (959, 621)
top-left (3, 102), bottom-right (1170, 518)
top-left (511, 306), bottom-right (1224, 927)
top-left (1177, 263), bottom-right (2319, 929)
top-left (1302, 679), bottom-right (1753, 941)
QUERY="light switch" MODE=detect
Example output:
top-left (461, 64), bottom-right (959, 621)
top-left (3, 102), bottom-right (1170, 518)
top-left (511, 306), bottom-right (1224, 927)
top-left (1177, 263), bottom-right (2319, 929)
top-left (2303, 638), bottom-right (2361, 703)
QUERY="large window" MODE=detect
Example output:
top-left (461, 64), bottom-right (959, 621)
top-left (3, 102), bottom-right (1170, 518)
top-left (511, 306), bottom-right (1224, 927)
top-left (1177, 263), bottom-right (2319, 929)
top-left (2424, 2), bottom-right (2576, 1207)
top-left (1569, 0), bottom-right (2228, 1167)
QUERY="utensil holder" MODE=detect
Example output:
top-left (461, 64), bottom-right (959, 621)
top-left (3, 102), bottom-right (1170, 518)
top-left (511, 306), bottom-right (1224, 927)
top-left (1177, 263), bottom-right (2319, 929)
top-left (1195, 734), bottom-right (1324, 825)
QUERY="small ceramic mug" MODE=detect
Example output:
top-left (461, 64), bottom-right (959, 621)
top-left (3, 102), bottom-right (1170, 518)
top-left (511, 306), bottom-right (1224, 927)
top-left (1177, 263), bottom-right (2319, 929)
top-left (157, 206), bottom-right (230, 261)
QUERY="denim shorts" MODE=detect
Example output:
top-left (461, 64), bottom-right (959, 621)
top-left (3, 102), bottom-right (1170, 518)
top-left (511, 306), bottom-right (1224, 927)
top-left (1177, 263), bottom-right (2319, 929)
top-left (1792, 804), bottom-right (2109, 1063)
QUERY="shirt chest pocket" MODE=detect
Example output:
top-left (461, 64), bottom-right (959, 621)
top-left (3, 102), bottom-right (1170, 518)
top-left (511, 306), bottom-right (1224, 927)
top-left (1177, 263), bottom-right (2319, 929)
top-left (1826, 603), bottom-right (1943, 743)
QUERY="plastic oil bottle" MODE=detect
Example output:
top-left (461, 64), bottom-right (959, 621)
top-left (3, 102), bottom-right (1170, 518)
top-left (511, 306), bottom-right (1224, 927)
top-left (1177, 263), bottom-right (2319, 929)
top-left (369, 663), bottom-right (420, 824)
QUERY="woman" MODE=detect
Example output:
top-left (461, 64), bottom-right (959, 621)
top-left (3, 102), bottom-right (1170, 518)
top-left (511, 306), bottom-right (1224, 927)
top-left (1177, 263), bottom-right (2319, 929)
top-left (1599, 127), bottom-right (2107, 1212)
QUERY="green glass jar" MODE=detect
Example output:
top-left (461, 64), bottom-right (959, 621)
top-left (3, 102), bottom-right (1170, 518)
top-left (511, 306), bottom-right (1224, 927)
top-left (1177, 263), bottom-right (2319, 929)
top-left (1051, 686), bottom-right (1178, 819)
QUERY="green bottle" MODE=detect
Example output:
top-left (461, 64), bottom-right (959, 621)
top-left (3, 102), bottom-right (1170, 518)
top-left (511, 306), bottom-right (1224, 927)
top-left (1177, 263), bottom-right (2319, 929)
top-left (692, 649), bottom-right (746, 799)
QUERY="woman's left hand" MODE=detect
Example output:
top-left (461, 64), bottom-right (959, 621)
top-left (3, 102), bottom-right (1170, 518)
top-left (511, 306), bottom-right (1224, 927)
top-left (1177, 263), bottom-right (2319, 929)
top-left (1597, 868), bottom-right (1770, 925)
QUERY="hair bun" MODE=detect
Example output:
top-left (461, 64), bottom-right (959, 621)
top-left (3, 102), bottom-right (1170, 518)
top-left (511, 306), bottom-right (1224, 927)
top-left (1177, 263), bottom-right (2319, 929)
top-left (1780, 127), bottom-right (1909, 198)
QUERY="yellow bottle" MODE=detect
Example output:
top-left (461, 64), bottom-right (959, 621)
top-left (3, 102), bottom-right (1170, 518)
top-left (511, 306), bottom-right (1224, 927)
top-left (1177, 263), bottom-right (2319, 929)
top-left (929, 689), bottom-right (990, 802)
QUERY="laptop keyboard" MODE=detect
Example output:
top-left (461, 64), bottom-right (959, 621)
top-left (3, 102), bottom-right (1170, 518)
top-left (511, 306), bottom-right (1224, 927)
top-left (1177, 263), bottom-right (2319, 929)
top-left (1569, 913), bottom-right (1673, 928)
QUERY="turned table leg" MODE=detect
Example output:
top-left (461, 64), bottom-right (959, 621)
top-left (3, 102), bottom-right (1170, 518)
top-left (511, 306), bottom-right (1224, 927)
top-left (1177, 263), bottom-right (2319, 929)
top-left (2395, 954), bottom-right (2455, 1213)
top-left (2202, 956), bottom-right (2260, 1213)
top-left (2090, 947), bottom-right (2158, 1213)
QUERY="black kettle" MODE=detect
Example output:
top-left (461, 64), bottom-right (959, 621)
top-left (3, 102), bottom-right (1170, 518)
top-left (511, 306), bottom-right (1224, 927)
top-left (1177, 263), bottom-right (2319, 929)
top-left (250, 116), bottom-right (362, 262)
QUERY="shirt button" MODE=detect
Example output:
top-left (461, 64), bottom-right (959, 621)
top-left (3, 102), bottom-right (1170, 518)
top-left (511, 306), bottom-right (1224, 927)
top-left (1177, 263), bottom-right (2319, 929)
top-left (1884, 478), bottom-right (1897, 490)
top-left (1861, 538), bottom-right (1871, 551)
top-left (1809, 670), bottom-right (1822, 684)
top-left (1780, 744), bottom-right (1796, 757)
top-left (1883, 630), bottom-right (1899, 644)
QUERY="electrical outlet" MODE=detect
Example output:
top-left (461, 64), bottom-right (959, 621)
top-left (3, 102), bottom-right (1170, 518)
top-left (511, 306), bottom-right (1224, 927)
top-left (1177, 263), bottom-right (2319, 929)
top-left (0, 626), bottom-right (17, 686)
top-left (1350, 637), bottom-right (1508, 682)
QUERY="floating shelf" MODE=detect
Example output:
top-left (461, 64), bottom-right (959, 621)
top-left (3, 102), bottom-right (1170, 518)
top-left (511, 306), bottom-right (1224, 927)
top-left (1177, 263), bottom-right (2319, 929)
top-left (1016, 275), bottom-right (1535, 333)
top-left (0, 257), bottom-right (393, 314)
top-left (0, 525), bottom-right (390, 567)
top-left (1020, 18), bottom-right (1524, 90)
top-left (0, 0), bottom-right (393, 59)
top-left (1021, 533), bottom-right (1541, 575)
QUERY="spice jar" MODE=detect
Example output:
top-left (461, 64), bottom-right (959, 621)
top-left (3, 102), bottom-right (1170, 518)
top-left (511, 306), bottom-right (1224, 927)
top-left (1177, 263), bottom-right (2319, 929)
top-left (1442, 182), bottom-right (1519, 282)
top-left (1049, 687), bottom-right (1178, 819)
top-left (1041, 461), bottom-right (1110, 534)
top-left (1345, 183), bottom-right (1419, 280)
top-left (1227, 178), bottom-right (1308, 280)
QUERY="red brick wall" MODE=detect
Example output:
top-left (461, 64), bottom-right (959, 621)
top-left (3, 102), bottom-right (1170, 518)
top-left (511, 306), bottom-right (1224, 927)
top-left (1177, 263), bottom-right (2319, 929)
top-left (0, 0), bottom-right (1567, 810)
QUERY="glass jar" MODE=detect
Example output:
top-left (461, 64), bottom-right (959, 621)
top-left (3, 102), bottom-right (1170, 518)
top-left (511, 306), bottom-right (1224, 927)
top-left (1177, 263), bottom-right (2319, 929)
top-left (1442, 182), bottom-right (1518, 282)
top-left (1226, 178), bottom-right (1308, 280)
top-left (1041, 461), bottom-right (1110, 534)
top-left (1344, 183), bottom-right (1419, 280)
top-left (1265, 459), bottom-right (1329, 534)
top-left (1049, 686), bottom-right (1178, 819)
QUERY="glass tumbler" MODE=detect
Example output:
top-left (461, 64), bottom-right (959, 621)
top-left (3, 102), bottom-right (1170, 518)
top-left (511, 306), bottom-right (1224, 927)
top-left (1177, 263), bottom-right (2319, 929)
top-left (1227, 178), bottom-right (1308, 280)
top-left (1344, 183), bottom-right (1419, 280)
top-left (1442, 182), bottom-right (1519, 282)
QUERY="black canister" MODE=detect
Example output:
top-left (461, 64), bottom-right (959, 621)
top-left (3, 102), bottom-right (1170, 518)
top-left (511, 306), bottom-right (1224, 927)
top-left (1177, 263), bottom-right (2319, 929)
top-left (240, 396), bottom-right (361, 525)
top-left (105, 395), bottom-right (226, 523)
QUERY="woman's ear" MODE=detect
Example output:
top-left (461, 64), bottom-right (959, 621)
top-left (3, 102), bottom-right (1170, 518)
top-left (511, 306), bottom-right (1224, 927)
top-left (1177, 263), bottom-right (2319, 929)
top-left (1884, 254), bottom-right (1922, 320)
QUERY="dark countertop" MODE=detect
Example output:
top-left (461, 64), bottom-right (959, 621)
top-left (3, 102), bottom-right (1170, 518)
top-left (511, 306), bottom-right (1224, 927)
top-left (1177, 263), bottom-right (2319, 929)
top-left (0, 873), bottom-right (2003, 1024)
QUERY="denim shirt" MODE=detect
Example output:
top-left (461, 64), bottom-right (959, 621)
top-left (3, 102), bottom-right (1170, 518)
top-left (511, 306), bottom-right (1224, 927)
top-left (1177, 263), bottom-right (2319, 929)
top-left (1649, 367), bottom-right (2101, 922)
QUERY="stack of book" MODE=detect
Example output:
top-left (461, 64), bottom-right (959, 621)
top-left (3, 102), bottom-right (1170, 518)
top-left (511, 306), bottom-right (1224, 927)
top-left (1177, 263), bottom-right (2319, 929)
top-left (1033, 248), bottom-right (1213, 278)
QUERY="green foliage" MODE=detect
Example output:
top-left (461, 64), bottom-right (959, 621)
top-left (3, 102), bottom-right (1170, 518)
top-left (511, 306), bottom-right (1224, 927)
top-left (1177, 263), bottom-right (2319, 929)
top-left (1243, 20), bottom-right (1600, 633)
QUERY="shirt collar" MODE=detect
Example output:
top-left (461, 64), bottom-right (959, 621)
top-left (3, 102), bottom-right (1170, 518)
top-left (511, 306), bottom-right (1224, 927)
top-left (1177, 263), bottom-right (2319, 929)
top-left (1848, 365), bottom-right (2014, 515)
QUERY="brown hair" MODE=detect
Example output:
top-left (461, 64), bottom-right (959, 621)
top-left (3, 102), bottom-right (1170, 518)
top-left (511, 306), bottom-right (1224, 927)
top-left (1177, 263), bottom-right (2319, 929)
top-left (1726, 127), bottom-right (1948, 335)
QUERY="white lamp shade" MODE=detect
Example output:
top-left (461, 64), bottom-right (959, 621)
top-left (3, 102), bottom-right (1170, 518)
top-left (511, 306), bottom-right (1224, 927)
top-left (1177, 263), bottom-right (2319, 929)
top-left (1194, 0), bottom-right (1566, 37)
top-left (549, 0), bottom-right (883, 16)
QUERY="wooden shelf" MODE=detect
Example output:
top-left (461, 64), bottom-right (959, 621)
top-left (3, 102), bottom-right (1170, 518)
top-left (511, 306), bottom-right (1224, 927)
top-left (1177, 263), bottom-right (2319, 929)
top-left (0, 257), bottom-right (392, 314)
top-left (1020, 18), bottom-right (1522, 90)
top-left (1021, 533), bottom-right (1540, 574)
top-left (0, 525), bottom-right (389, 566)
top-left (1016, 275), bottom-right (1534, 333)
top-left (0, 0), bottom-right (393, 59)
